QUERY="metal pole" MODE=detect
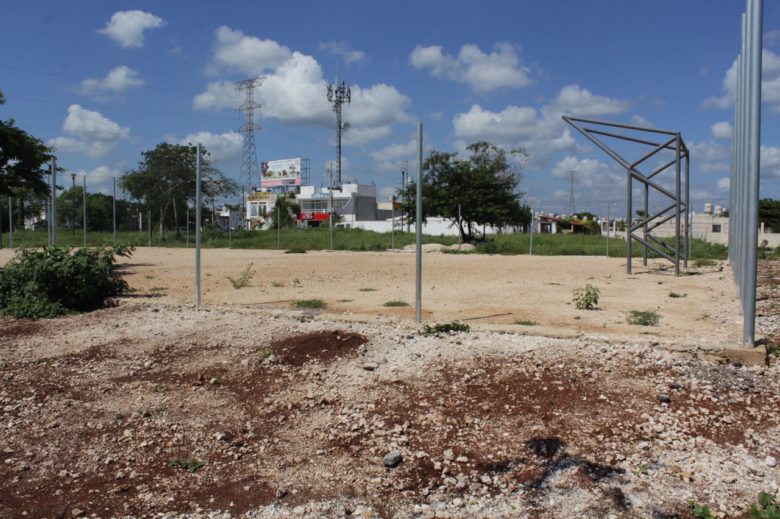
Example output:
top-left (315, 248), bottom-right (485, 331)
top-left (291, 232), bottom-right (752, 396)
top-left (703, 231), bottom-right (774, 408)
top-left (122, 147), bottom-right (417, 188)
top-left (529, 206), bottom-right (534, 255)
top-left (195, 144), bottom-right (202, 307)
top-left (606, 203), bottom-right (610, 257)
top-left (112, 177), bottom-right (117, 246)
top-left (415, 122), bottom-right (423, 323)
top-left (626, 166), bottom-right (632, 274)
top-left (391, 199), bottom-right (395, 250)
top-left (186, 207), bottom-right (190, 248)
top-left (82, 176), bottom-right (87, 247)
top-left (458, 204), bottom-right (462, 246)
top-left (643, 183), bottom-right (648, 266)
top-left (674, 134), bottom-right (681, 277)
top-left (147, 209), bottom-right (151, 247)
top-left (276, 204), bottom-right (280, 249)
top-left (684, 154), bottom-right (690, 268)
top-left (329, 165), bottom-right (334, 251)
top-left (7, 196), bottom-right (12, 249)
top-left (744, 0), bottom-right (763, 346)
top-left (50, 158), bottom-right (57, 246)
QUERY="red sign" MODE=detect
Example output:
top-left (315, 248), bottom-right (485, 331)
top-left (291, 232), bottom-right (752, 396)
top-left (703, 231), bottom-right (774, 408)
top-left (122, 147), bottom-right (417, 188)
top-left (298, 212), bottom-right (330, 221)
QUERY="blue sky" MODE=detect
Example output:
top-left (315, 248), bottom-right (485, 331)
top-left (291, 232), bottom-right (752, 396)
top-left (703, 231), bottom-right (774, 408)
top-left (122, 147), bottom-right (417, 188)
top-left (1, 0), bottom-right (779, 216)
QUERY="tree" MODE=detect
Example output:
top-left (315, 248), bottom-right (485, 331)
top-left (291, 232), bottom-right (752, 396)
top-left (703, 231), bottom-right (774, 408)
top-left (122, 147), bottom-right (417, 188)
top-left (759, 198), bottom-right (780, 233)
top-left (121, 143), bottom-right (237, 239)
top-left (270, 194), bottom-right (299, 229)
top-left (398, 142), bottom-right (531, 242)
top-left (0, 89), bottom-right (53, 198)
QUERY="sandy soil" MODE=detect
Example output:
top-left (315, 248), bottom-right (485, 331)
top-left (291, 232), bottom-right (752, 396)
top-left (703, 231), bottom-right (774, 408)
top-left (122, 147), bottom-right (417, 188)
top-left (4, 247), bottom-right (742, 348)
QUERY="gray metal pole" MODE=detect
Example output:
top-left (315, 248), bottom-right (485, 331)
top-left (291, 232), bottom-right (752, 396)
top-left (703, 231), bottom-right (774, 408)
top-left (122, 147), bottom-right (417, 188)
top-left (606, 203), bottom-right (610, 257)
top-left (391, 201), bottom-right (395, 250)
top-left (329, 166), bottom-right (334, 251)
top-left (50, 158), bottom-right (57, 246)
top-left (626, 166), bottom-right (632, 274)
top-left (458, 204), bottom-right (462, 246)
top-left (529, 206), bottom-right (534, 255)
top-left (82, 176), bottom-right (87, 247)
top-left (743, 0), bottom-right (763, 346)
top-left (684, 154), bottom-right (690, 268)
top-left (643, 183), bottom-right (648, 266)
top-left (186, 207), bottom-right (190, 248)
top-left (8, 196), bottom-right (12, 249)
top-left (147, 209), bottom-right (151, 247)
top-left (112, 177), bottom-right (117, 246)
top-left (195, 144), bottom-right (202, 307)
top-left (415, 122), bottom-right (423, 323)
top-left (674, 134), bottom-right (681, 277)
top-left (277, 204), bottom-right (280, 249)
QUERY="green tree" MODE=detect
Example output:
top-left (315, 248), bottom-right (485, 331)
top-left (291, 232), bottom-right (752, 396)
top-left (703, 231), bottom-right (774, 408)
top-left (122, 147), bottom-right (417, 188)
top-left (120, 143), bottom-right (237, 239)
top-left (759, 198), bottom-right (780, 233)
top-left (398, 142), bottom-right (531, 242)
top-left (270, 194), bottom-right (299, 229)
top-left (0, 89), bottom-right (53, 198)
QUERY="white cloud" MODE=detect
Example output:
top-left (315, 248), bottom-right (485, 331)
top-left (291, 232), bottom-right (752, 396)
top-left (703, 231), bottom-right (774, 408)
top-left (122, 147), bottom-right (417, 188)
top-left (689, 140), bottom-right (729, 163)
top-left (78, 66), bottom-right (144, 97)
top-left (451, 84), bottom-right (629, 164)
top-left (630, 115), bottom-right (653, 127)
top-left (370, 140), bottom-right (417, 171)
top-left (551, 156), bottom-right (622, 188)
top-left (170, 131), bottom-right (243, 163)
top-left (702, 49), bottom-right (780, 112)
top-left (206, 26), bottom-right (292, 76)
top-left (319, 41), bottom-right (367, 64)
top-left (97, 10), bottom-right (165, 48)
top-left (194, 50), bottom-right (411, 146)
top-left (710, 121), bottom-right (733, 139)
top-left (763, 145), bottom-right (780, 177)
top-left (48, 105), bottom-right (129, 158)
top-left (546, 85), bottom-right (630, 117)
top-left (409, 42), bottom-right (532, 93)
top-left (717, 177), bottom-right (730, 191)
top-left (193, 81), bottom-right (237, 111)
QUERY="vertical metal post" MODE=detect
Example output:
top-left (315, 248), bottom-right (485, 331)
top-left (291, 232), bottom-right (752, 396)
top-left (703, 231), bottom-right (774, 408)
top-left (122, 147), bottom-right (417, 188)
top-left (606, 203), bottom-right (611, 257)
top-left (329, 165), bottom-right (334, 251)
top-left (7, 196), bottom-right (12, 249)
top-left (626, 167), bottom-right (632, 274)
top-left (642, 184), bottom-right (648, 266)
top-left (186, 207), bottom-right (190, 248)
top-left (147, 209), bottom-right (151, 247)
top-left (112, 177), bottom-right (117, 246)
top-left (684, 154), bottom-right (690, 268)
top-left (82, 176), bottom-right (87, 247)
top-left (50, 158), bottom-right (57, 246)
top-left (457, 204), bottom-right (462, 246)
top-left (529, 206), bottom-right (534, 255)
top-left (415, 122), bottom-right (423, 323)
top-left (743, 0), bottom-right (762, 345)
top-left (276, 204), bottom-right (280, 249)
top-left (391, 199), bottom-right (395, 250)
top-left (195, 144), bottom-right (202, 307)
top-left (674, 134), bottom-right (681, 277)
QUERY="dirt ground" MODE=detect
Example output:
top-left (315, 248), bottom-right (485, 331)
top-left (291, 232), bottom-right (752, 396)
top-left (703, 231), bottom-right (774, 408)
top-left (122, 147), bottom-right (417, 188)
top-left (1, 247), bottom-right (742, 348)
top-left (1, 249), bottom-right (778, 518)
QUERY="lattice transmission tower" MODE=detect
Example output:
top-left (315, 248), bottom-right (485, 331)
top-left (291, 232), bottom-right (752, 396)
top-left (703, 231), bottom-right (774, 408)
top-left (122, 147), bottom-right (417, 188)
top-left (327, 80), bottom-right (351, 187)
top-left (235, 77), bottom-right (266, 186)
top-left (567, 171), bottom-right (577, 215)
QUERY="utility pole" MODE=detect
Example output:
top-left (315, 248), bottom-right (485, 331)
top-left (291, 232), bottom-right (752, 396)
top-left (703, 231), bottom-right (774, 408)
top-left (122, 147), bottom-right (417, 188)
top-left (328, 162), bottom-right (334, 251)
top-left (50, 158), bottom-right (57, 246)
top-left (236, 77), bottom-right (265, 189)
top-left (327, 80), bottom-right (351, 187)
top-left (401, 161), bottom-right (408, 233)
top-left (567, 171), bottom-right (576, 216)
top-left (195, 144), bottom-right (202, 307)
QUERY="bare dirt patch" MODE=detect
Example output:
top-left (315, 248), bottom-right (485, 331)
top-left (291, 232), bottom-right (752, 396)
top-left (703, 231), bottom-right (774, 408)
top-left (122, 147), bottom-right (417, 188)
top-left (271, 330), bottom-right (367, 366)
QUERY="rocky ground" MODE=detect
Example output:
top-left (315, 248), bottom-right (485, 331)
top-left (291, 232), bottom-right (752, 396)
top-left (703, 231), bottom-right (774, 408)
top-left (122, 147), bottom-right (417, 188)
top-left (0, 262), bottom-right (778, 518)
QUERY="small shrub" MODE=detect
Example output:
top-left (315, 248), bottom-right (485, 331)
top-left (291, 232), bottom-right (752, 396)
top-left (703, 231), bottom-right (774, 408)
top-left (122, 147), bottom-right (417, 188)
top-left (515, 319), bottom-right (538, 326)
top-left (167, 458), bottom-right (204, 473)
top-left (627, 310), bottom-right (660, 326)
top-left (572, 284), bottom-right (600, 310)
top-left (359, 288), bottom-right (376, 292)
top-left (271, 281), bottom-right (284, 287)
top-left (668, 292), bottom-right (687, 298)
top-left (285, 246), bottom-right (307, 254)
top-left (0, 246), bottom-right (132, 319)
top-left (688, 500), bottom-right (715, 519)
top-left (421, 322), bottom-right (470, 336)
top-left (475, 240), bottom-right (499, 254)
top-left (383, 300), bottom-right (409, 307)
top-left (694, 259), bottom-right (717, 268)
top-left (293, 299), bottom-right (326, 309)
top-left (227, 263), bottom-right (255, 289)
top-left (751, 491), bottom-right (780, 519)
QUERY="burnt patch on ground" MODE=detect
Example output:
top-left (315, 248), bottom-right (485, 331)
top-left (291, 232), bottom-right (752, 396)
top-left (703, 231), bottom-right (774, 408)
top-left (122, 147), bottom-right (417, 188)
top-left (270, 330), bottom-right (367, 366)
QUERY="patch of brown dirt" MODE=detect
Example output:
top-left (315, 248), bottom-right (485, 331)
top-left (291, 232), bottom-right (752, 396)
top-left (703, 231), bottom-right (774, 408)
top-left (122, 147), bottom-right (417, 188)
top-left (271, 330), bottom-right (367, 366)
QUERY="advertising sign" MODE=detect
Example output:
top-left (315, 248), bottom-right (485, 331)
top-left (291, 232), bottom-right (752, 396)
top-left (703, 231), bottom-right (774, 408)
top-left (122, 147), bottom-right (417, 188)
top-left (261, 158), bottom-right (301, 188)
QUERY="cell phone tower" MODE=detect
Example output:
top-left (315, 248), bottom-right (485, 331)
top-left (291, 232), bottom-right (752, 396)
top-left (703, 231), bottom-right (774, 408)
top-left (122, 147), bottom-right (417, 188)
top-left (235, 77), bottom-right (266, 187)
top-left (327, 80), bottom-right (351, 188)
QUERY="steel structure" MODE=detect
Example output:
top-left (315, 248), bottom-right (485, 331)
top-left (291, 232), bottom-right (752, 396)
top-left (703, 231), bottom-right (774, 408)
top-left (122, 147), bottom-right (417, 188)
top-left (730, 0), bottom-right (763, 346)
top-left (327, 80), bottom-right (351, 187)
top-left (235, 77), bottom-right (265, 187)
top-left (563, 116), bottom-right (690, 276)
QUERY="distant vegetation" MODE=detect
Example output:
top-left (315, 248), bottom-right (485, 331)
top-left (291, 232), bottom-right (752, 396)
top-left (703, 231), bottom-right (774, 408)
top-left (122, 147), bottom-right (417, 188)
top-left (0, 228), bottom-right (729, 260)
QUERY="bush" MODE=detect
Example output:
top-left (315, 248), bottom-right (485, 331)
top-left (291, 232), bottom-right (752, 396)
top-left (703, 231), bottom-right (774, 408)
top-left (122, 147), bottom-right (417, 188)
top-left (751, 492), bottom-right (780, 519)
top-left (227, 263), bottom-right (255, 289)
top-left (0, 246), bottom-right (132, 318)
top-left (383, 300), bottom-right (409, 307)
top-left (573, 284), bottom-right (600, 310)
top-left (626, 310), bottom-right (660, 326)
top-left (292, 299), bottom-right (326, 309)
top-left (420, 322), bottom-right (470, 336)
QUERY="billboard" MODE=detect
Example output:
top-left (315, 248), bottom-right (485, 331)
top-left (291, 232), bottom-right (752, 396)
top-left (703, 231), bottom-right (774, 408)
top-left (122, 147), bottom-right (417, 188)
top-left (261, 158), bottom-right (301, 188)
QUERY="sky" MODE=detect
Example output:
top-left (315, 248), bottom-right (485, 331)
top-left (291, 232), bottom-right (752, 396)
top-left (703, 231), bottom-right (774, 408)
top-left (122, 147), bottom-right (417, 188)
top-left (1, 0), bottom-right (780, 217)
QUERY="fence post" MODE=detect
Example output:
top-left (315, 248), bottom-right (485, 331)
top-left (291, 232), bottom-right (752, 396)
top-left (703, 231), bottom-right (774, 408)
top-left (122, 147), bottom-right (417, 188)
top-left (82, 176), bottom-right (87, 247)
top-left (195, 144), bottom-right (202, 307)
top-left (415, 121), bottom-right (423, 323)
